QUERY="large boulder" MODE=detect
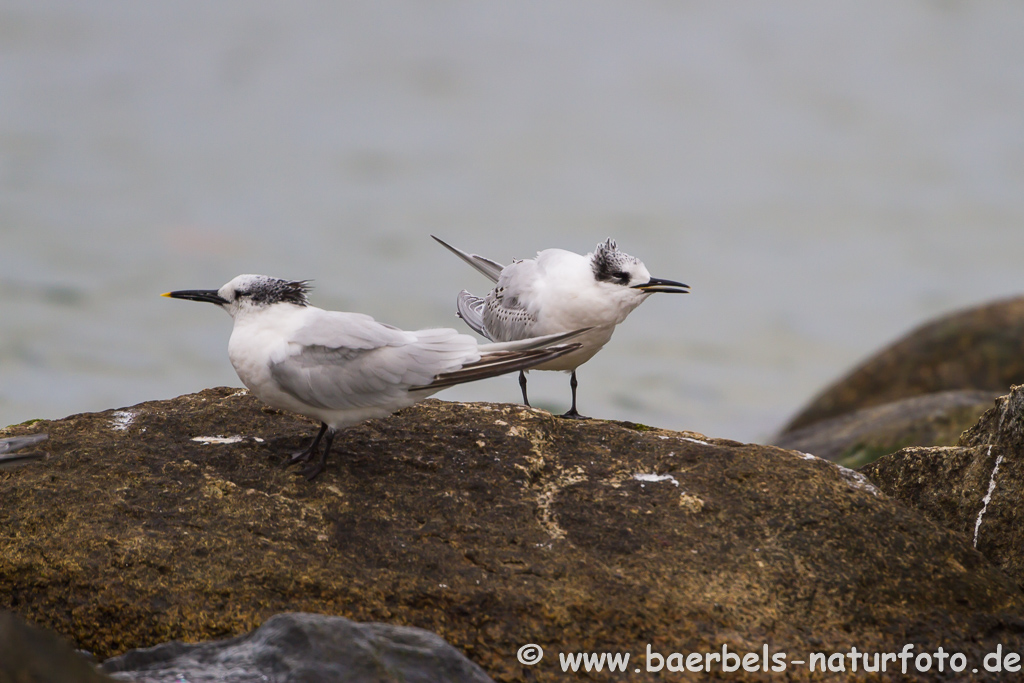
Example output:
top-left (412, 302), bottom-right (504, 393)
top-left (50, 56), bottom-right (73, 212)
top-left (782, 296), bottom-right (1024, 433)
top-left (772, 390), bottom-right (1000, 467)
top-left (3, 388), bottom-right (1024, 682)
top-left (864, 385), bottom-right (1024, 589)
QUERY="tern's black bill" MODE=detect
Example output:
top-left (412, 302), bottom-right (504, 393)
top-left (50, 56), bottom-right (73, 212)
top-left (632, 277), bottom-right (690, 294)
top-left (162, 289), bottom-right (230, 305)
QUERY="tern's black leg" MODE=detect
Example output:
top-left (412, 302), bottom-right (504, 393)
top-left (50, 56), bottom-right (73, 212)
top-left (560, 370), bottom-right (590, 420)
top-left (519, 370), bottom-right (531, 407)
top-left (298, 427), bottom-right (335, 481)
top-left (288, 422), bottom-right (328, 465)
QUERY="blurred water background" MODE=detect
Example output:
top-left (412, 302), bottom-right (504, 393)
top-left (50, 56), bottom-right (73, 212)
top-left (2, 1), bottom-right (1023, 443)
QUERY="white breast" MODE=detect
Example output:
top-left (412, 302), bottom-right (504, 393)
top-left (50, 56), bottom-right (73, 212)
top-left (227, 306), bottom-right (309, 414)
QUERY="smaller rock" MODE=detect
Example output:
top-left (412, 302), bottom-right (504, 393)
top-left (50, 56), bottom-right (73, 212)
top-left (772, 390), bottom-right (1000, 467)
top-left (863, 385), bottom-right (1024, 587)
top-left (100, 612), bottom-right (494, 683)
top-left (0, 610), bottom-right (114, 683)
top-left (782, 296), bottom-right (1024, 432)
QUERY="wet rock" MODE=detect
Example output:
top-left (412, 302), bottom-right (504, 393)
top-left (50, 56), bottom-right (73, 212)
top-left (772, 390), bottom-right (1000, 467)
top-left (0, 610), bottom-right (114, 683)
top-left (783, 296), bottom-right (1024, 432)
top-left (3, 388), bottom-right (1024, 682)
top-left (864, 385), bottom-right (1024, 588)
top-left (101, 612), bottom-right (493, 683)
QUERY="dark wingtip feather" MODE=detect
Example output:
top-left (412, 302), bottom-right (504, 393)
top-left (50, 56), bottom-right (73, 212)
top-left (409, 343), bottom-right (583, 391)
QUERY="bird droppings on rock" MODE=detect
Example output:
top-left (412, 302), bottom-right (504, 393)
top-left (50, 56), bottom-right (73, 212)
top-left (633, 472), bottom-right (680, 487)
top-left (191, 435), bottom-right (247, 444)
top-left (109, 410), bottom-right (136, 432)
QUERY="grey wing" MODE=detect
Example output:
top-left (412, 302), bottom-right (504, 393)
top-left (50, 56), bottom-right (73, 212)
top-left (481, 287), bottom-right (537, 342)
top-left (270, 345), bottom-right (390, 410)
top-left (270, 322), bottom-right (478, 410)
top-left (0, 434), bottom-right (48, 454)
top-left (431, 235), bottom-right (505, 283)
top-left (455, 290), bottom-right (493, 340)
top-left (287, 309), bottom-right (408, 350)
top-left (0, 434), bottom-right (48, 469)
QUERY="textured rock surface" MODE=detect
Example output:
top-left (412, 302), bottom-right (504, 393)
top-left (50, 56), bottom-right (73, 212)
top-left (0, 610), bottom-right (114, 683)
top-left (772, 389), bottom-right (1000, 467)
top-left (783, 296), bottom-right (1024, 432)
top-left (3, 388), bottom-right (1024, 682)
top-left (102, 612), bottom-right (493, 683)
top-left (864, 385), bottom-right (1024, 588)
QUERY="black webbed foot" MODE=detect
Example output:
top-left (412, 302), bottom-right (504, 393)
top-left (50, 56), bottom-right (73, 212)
top-left (292, 426), bottom-right (336, 481)
top-left (286, 422), bottom-right (328, 466)
top-left (296, 461), bottom-right (326, 480)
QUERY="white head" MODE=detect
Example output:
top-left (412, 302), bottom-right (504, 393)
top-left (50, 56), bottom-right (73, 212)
top-left (163, 274), bottom-right (312, 317)
top-left (589, 239), bottom-right (689, 310)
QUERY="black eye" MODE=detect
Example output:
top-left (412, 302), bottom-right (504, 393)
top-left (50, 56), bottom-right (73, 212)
top-left (613, 271), bottom-right (630, 283)
top-left (233, 289), bottom-right (245, 299)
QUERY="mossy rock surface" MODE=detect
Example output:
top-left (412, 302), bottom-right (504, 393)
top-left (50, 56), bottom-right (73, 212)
top-left (2, 388), bottom-right (1024, 682)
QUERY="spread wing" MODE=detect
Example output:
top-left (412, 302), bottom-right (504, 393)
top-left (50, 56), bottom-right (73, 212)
top-left (480, 259), bottom-right (539, 342)
top-left (482, 295), bottom-right (536, 342)
top-left (269, 311), bottom-right (479, 410)
top-left (432, 236), bottom-right (541, 342)
top-left (432, 235), bottom-right (505, 283)
top-left (455, 290), bottom-right (492, 340)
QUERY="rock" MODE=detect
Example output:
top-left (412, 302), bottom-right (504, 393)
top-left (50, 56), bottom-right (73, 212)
top-left (782, 296), bottom-right (1024, 432)
top-left (0, 610), bottom-right (114, 683)
top-left (864, 385), bottom-right (1024, 588)
top-left (101, 612), bottom-right (493, 683)
top-left (3, 388), bottom-right (1024, 682)
top-left (772, 390), bottom-right (1001, 468)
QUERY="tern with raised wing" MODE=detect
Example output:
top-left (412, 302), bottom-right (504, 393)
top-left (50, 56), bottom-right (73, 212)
top-left (433, 236), bottom-right (688, 418)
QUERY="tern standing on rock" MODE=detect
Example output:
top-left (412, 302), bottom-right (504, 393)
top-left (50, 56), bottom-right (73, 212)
top-left (164, 275), bottom-right (586, 480)
top-left (433, 237), bottom-right (689, 419)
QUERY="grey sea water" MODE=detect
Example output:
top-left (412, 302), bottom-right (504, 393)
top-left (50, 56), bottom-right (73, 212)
top-left (2, 1), bottom-right (1023, 442)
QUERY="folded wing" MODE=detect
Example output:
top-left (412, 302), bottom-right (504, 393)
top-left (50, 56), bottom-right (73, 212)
top-left (269, 311), bottom-right (479, 410)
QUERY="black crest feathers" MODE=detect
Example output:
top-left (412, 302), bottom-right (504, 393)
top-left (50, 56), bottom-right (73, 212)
top-left (245, 278), bottom-right (313, 306)
top-left (591, 238), bottom-right (637, 283)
